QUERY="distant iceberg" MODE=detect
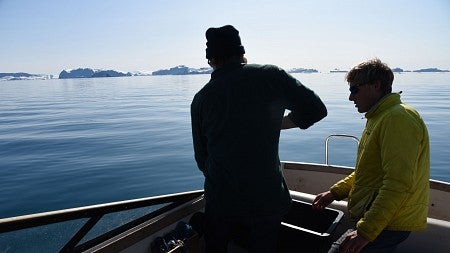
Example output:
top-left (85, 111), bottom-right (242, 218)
top-left (4, 65), bottom-right (448, 81)
top-left (329, 68), bottom-right (348, 73)
top-left (0, 72), bottom-right (54, 81)
top-left (392, 68), bottom-right (406, 73)
top-left (152, 65), bottom-right (212, 75)
top-left (413, 68), bottom-right (449, 73)
top-left (59, 68), bottom-right (132, 79)
top-left (287, 68), bottom-right (318, 73)
top-left (127, 70), bottom-right (152, 76)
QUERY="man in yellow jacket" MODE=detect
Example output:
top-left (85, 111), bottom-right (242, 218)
top-left (313, 58), bottom-right (430, 253)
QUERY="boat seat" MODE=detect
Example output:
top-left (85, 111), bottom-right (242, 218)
top-left (397, 217), bottom-right (450, 252)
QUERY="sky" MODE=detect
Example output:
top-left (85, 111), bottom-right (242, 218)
top-left (0, 0), bottom-right (449, 75)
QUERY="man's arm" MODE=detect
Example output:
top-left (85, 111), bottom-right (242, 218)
top-left (190, 95), bottom-right (207, 173)
top-left (281, 115), bottom-right (297, 129)
top-left (279, 71), bottom-right (327, 129)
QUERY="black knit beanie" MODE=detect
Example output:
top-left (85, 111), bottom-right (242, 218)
top-left (205, 25), bottom-right (245, 59)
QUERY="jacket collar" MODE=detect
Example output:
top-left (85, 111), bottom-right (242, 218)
top-left (365, 93), bottom-right (401, 119)
top-left (211, 62), bottom-right (245, 80)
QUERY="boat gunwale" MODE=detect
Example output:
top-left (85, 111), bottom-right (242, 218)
top-left (0, 190), bottom-right (204, 252)
top-left (0, 190), bottom-right (204, 233)
top-left (282, 161), bottom-right (450, 192)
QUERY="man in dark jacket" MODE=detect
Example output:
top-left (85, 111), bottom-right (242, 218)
top-left (191, 25), bottom-right (327, 253)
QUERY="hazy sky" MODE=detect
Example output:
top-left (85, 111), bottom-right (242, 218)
top-left (0, 0), bottom-right (449, 75)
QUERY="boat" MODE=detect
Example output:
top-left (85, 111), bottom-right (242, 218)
top-left (0, 135), bottom-right (449, 253)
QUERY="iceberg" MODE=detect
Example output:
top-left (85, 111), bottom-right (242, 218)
top-left (152, 65), bottom-right (212, 75)
top-left (287, 68), bottom-right (318, 73)
top-left (413, 68), bottom-right (449, 73)
top-left (58, 68), bottom-right (132, 79)
top-left (0, 72), bottom-right (53, 81)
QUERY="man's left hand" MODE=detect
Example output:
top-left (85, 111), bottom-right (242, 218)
top-left (339, 230), bottom-right (369, 253)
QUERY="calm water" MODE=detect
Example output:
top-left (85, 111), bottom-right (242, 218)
top-left (1, 73), bottom-right (449, 219)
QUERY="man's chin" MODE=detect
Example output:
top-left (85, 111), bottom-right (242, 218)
top-left (357, 107), bottom-right (366, 113)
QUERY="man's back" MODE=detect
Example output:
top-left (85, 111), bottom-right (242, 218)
top-left (191, 62), bottom-right (326, 217)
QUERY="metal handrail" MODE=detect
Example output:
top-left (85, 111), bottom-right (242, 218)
top-left (0, 189), bottom-right (204, 252)
top-left (325, 134), bottom-right (359, 165)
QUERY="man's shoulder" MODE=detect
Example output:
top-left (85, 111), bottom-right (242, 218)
top-left (244, 63), bottom-right (283, 72)
top-left (192, 81), bottom-right (218, 103)
top-left (243, 64), bottom-right (289, 80)
top-left (386, 102), bottom-right (420, 118)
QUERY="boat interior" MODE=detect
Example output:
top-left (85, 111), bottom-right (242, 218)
top-left (0, 161), bottom-right (449, 253)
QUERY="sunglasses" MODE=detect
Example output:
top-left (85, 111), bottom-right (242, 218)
top-left (349, 83), bottom-right (366, 94)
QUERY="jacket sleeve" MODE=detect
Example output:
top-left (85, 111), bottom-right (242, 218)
top-left (190, 93), bottom-right (207, 173)
top-left (330, 172), bottom-right (355, 200)
top-left (278, 69), bottom-right (327, 129)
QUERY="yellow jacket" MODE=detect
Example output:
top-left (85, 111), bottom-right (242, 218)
top-left (330, 93), bottom-right (430, 241)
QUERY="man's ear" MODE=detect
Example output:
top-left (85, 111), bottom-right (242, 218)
top-left (373, 80), bottom-right (382, 91)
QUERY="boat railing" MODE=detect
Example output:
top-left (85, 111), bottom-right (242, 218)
top-left (0, 189), bottom-right (204, 253)
top-left (325, 134), bottom-right (359, 165)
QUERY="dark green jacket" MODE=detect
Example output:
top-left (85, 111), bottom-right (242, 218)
top-left (191, 62), bottom-right (327, 217)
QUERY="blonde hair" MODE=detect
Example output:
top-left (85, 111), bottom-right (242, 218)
top-left (346, 58), bottom-right (394, 94)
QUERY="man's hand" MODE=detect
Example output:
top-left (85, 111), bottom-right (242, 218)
top-left (340, 230), bottom-right (370, 253)
top-left (312, 191), bottom-right (335, 211)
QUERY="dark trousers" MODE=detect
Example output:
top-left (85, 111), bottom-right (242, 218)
top-left (204, 213), bottom-right (282, 253)
top-left (328, 229), bottom-right (411, 253)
